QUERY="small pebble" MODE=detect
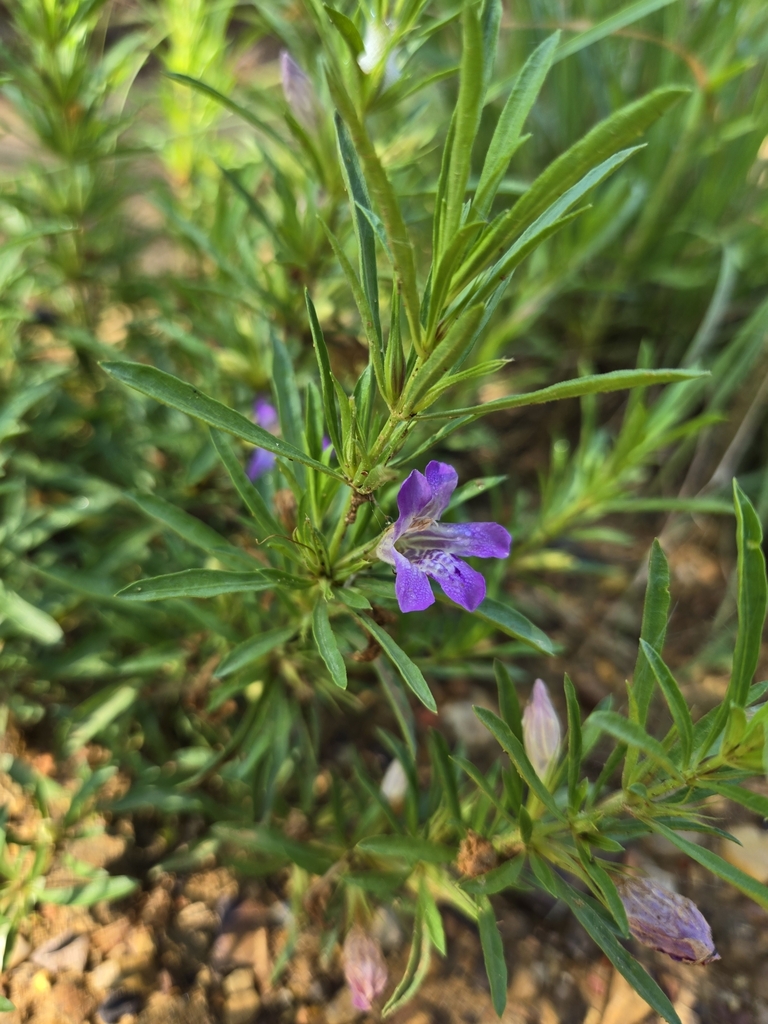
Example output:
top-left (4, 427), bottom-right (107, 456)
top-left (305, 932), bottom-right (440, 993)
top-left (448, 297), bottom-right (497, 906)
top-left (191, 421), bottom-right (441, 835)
top-left (96, 988), bottom-right (144, 1024)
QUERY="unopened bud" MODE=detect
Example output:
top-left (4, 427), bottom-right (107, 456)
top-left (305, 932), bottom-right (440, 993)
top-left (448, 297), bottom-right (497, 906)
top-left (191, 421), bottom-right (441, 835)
top-left (380, 759), bottom-right (408, 809)
top-left (618, 877), bottom-right (720, 965)
top-left (280, 51), bottom-right (316, 130)
top-left (358, 21), bottom-right (400, 85)
top-left (342, 925), bottom-right (388, 1010)
top-left (522, 679), bottom-right (561, 778)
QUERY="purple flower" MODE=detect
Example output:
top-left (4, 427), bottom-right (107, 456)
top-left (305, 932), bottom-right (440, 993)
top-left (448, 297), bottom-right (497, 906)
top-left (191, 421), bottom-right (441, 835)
top-left (376, 461), bottom-right (511, 613)
top-left (618, 877), bottom-right (720, 965)
top-left (342, 925), bottom-right (388, 1010)
top-left (522, 679), bottom-right (561, 778)
top-left (247, 396), bottom-right (278, 480)
top-left (280, 51), bottom-right (316, 130)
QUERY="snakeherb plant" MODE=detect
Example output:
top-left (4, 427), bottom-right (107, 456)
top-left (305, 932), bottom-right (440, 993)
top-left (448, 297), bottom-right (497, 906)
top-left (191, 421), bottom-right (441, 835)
top-left (4, 2), bottom-right (768, 1022)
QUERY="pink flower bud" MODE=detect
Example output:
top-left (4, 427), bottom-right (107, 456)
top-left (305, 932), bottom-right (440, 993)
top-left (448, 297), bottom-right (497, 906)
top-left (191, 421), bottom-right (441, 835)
top-left (280, 51), bottom-right (316, 130)
top-left (522, 679), bottom-right (561, 777)
top-left (342, 925), bottom-right (388, 1010)
top-left (618, 877), bottom-right (720, 965)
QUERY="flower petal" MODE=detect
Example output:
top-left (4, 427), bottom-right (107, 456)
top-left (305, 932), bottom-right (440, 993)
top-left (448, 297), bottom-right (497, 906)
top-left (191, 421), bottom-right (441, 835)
top-left (423, 461), bottom-right (458, 519)
top-left (394, 469), bottom-right (432, 535)
top-left (412, 521), bottom-right (512, 559)
top-left (414, 550), bottom-right (486, 611)
top-left (247, 447), bottom-right (276, 480)
top-left (393, 550), bottom-right (434, 612)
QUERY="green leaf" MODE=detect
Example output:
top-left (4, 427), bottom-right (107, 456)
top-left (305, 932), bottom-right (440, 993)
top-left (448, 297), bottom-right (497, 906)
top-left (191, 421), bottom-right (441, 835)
top-left (352, 614), bottom-right (436, 712)
top-left (335, 115), bottom-right (382, 344)
top-left (356, 835), bottom-right (454, 863)
top-left (704, 780), bottom-right (768, 818)
top-left (117, 569), bottom-right (309, 601)
top-left (101, 361), bottom-right (343, 480)
top-left (0, 997), bottom-right (14, 1011)
top-left (494, 660), bottom-right (523, 741)
top-left (382, 913), bottom-right (431, 1016)
top-left (420, 368), bottom-right (708, 421)
top-left (428, 729), bottom-right (462, 825)
top-left (63, 685), bottom-right (137, 756)
top-left (312, 601), bottom-right (348, 689)
top-left (271, 333), bottom-right (305, 471)
top-left (418, 877), bottom-right (447, 955)
top-left (477, 895), bottom-right (507, 1016)
top-left (471, 598), bottom-right (555, 655)
top-left (473, 707), bottom-right (565, 820)
top-left (305, 292), bottom-right (343, 457)
top-left (324, 5), bottom-right (364, 56)
top-left (632, 540), bottom-right (671, 725)
top-left (564, 674), bottom-right (583, 809)
top-left (451, 754), bottom-right (514, 822)
top-left (577, 849), bottom-right (630, 937)
top-left (404, 305), bottom-right (485, 409)
top-left (729, 481), bottom-right (767, 707)
top-left (474, 32), bottom-right (559, 219)
top-left (442, 4), bottom-right (484, 249)
top-left (461, 854), bottom-right (524, 895)
top-left (216, 626), bottom-right (296, 679)
top-left (647, 819), bottom-right (768, 911)
top-left (126, 491), bottom-right (251, 566)
top-left (531, 855), bottom-right (681, 1024)
top-left (554, 0), bottom-right (678, 63)
top-left (588, 711), bottom-right (681, 780)
top-left (639, 641), bottom-right (693, 766)
top-left (163, 72), bottom-right (287, 147)
top-left (209, 429), bottom-right (287, 543)
top-left (0, 584), bottom-right (62, 645)
top-left (492, 85), bottom-right (688, 249)
top-left (41, 874), bottom-right (138, 906)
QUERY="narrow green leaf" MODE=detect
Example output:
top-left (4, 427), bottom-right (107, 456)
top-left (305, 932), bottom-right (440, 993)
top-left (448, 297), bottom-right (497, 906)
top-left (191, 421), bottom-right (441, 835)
top-left (209, 429), bottom-right (286, 542)
top-left (64, 685), bottom-right (137, 755)
top-left (648, 819), bottom-right (768, 911)
top-left (0, 584), bottom-right (62, 645)
top-left (577, 849), bottom-right (630, 937)
top-left (356, 835), bottom-right (454, 863)
top-left (312, 601), bottom-right (348, 689)
top-left (474, 32), bottom-right (559, 219)
top-left (428, 729), bottom-right (462, 825)
top-left (117, 568), bottom-right (309, 601)
top-left (704, 780), bottom-right (768, 818)
top-left (404, 305), bottom-right (485, 409)
top-left (127, 491), bottom-right (250, 566)
top-left (324, 5), bottom-right (364, 55)
top-left (271, 333), bottom-right (305, 466)
top-left (0, 997), bottom-right (14, 1011)
top-left (729, 481), bottom-right (767, 707)
top-left (41, 875), bottom-right (138, 906)
top-left (336, 114), bottom-right (382, 344)
top-left (163, 72), bottom-right (286, 147)
top-left (305, 292), bottom-right (343, 457)
top-left (418, 878), bottom-right (447, 955)
top-left (494, 660), bottom-right (523, 741)
top-left (494, 86), bottom-right (688, 248)
top-left (531, 856), bottom-right (681, 1024)
top-left (382, 914), bottom-right (431, 1016)
top-left (101, 361), bottom-right (344, 480)
top-left (352, 613), bottom-right (436, 712)
top-left (471, 598), bottom-right (555, 655)
top-left (451, 754), bottom-right (515, 823)
top-left (443, 5), bottom-right (484, 247)
top-left (216, 626), bottom-right (296, 679)
top-left (473, 707), bottom-right (565, 819)
top-left (554, 0), bottom-right (678, 63)
top-left (419, 368), bottom-right (708, 421)
top-left (477, 895), bottom-right (507, 1016)
top-left (639, 641), bottom-right (693, 766)
top-left (480, 0), bottom-right (502, 93)
top-left (564, 674), bottom-right (583, 809)
top-left (589, 711), bottom-right (681, 780)
top-left (633, 540), bottom-right (671, 724)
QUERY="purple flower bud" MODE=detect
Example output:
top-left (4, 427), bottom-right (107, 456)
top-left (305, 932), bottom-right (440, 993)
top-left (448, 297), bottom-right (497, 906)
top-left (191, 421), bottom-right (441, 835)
top-left (342, 925), bottom-right (388, 1010)
top-left (618, 877), bottom-right (720, 965)
top-left (247, 395), bottom-right (279, 480)
top-left (280, 51), bottom-right (316, 130)
top-left (522, 679), bottom-right (561, 778)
